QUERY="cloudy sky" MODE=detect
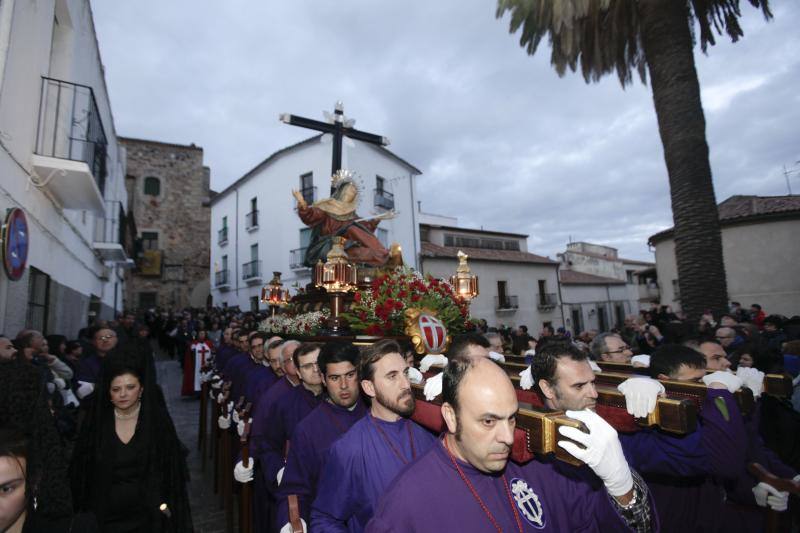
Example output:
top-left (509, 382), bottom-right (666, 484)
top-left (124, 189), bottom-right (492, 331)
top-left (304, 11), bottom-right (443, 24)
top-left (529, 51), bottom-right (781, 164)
top-left (91, 1), bottom-right (800, 261)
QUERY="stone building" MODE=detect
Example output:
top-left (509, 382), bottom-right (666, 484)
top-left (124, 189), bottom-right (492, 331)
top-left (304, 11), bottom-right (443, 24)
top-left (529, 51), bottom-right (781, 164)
top-left (649, 195), bottom-right (800, 317)
top-left (121, 138), bottom-right (213, 310)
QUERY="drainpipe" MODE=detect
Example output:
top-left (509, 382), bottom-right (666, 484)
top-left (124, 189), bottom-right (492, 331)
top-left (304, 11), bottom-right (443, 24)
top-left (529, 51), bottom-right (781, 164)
top-left (0, 0), bottom-right (16, 98)
top-left (234, 188), bottom-right (240, 304)
top-left (555, 263), bottom-right (566, 332)
top-left (409, 173), bottom-right (419, 270)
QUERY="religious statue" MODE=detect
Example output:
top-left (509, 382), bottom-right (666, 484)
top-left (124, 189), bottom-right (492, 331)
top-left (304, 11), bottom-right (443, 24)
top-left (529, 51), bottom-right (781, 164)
top-left (292, 170), bottom-right (395, 267)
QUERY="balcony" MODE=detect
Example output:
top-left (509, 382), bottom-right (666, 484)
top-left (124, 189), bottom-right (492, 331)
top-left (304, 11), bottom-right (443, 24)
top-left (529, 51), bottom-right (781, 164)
top-left (215, 269), bottom-right (230, 289)
top-left (245, 210), bottom-right (259, 231)
top-left (32, 77), bottom-right (107, 215)
top-left (637, 283), bottom-right (660, 302)
top-left (495, 295), bottom-right (519, 312)
top-left (218, 227), bottom-right (228, 246)
top-left (537, 293), bottom-right (558, 311)
top-left (92, 200), bottom-right (128, 262)
top-left (290, 247), bottom-right (309, 269)
top-left (374, 188), bottom-right (394, 210)
top-left (242, 260), bottom-right (262, 282)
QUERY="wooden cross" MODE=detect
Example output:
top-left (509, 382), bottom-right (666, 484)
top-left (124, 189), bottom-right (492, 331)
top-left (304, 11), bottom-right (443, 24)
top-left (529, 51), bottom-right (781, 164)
top-left (280, 102), bottom-right (389, 191)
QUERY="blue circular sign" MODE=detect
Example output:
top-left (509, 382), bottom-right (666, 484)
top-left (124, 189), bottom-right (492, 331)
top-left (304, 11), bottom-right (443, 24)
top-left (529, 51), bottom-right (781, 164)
top-left (3, 208), bottom-right (29, 281)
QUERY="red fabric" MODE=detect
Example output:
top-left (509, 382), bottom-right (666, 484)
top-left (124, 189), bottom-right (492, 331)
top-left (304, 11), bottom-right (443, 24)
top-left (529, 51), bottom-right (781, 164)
top-left (181, 345), bottom-right (194, 396)
top-left (512, 428), bottom-right (535, 463)
top-left (595, 404), bottom-right (640, 433)
top-left (411, 399), bottom-right (446, 434)
top-left (515, 389), bottom-right (545, 408)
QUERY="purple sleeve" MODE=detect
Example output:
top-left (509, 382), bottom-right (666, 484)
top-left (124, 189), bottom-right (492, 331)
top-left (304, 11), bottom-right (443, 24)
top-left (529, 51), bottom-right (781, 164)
top-left (621, 429), bottom-right (708, 477)
top-left (698, 389), bottom-right (747, 480)
top-left (275, 425), bottom-right (319, 528)
top-left (311, 440), bottom-right (356, 533)
top-left (260, 398), bottom-right (289, 492)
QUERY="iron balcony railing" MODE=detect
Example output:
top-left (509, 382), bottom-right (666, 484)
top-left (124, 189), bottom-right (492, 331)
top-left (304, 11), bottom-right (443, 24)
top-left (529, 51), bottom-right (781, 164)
top-left (495, 295), bottom-right (519, 310)
top-left (245, 210), bottom-right (259, 230)
top-left (242, 260), bottom-right (262, 280)
top-left (537, 293), bottom-right (558, 308)
top-left (290, 247), bottom-right (308, 269)
top-left (374, 188), bottom-right (394, 210)
top-left (35, 77), bottom-right (108, 194)
top-left (215, 269), bottom-right (230, 287)
top-left (218, 227), bottom-right (228, 245)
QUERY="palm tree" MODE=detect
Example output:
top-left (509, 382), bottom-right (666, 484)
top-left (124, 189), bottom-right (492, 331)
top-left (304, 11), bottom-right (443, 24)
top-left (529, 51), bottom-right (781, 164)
top-left (496, 0), bottom-right (772, 321)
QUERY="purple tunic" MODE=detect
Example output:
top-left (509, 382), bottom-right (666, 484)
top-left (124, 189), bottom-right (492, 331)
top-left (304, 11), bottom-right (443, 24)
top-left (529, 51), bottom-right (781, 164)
top-left (244, 363), bottom-right (278, 405)
top-left (624, 388), bottom-right (749, 532)
top-left (311, 413), bottom-right (437, 533)
top-left (215, 343), bottom-right (236, 372)
top-left (276, 399), bottom-right (367, 527)
top-left (261, 384), bottom-right (323, 496)
top-left (367, 440), bottom-right (645, 532)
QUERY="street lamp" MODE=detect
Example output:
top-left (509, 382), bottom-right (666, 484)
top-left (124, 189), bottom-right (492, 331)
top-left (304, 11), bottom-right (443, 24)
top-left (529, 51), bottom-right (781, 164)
top-left (450, 250), bottom-right (479, 301)
top-left (314, 236), bottom-right (357, 334)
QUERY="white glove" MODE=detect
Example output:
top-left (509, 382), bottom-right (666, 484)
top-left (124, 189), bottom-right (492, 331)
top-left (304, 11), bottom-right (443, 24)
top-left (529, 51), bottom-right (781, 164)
top-left (46, 382), bottom-right (55, 394)
top-left (76, 381), bottom-right (95, 399)
top-left (631, 355), bottom-right (651, 368)
top-left (407, 367), bottom-right (424, 385)
top-left (617, 377), bottom-right (664, 418)
top-left (218, 404), bottom-right (232, 429)
top-left (736, 366), bottom-right (765, 398)
top-left (211, 378), bottom-right (222, 389)
top-left (280, 518), bottom-right (308, 533)
top-left (232, 409), bottom-right (240, 424)
top-left (237, 417), bottom-right (252, 437)
top-left (588, 360), bottom-right (602, 373)
top-left (558, 409), bottom-right (634, 496)
top-left (524, 349), bottom-right (536, 356)
top-left (60, 388), bottom-right (80, 408)
top-left (234, 460), bottom-right (254, 483)
top-left (423, 372), bottom-right (443, 401)
top-left (53, 377), bottom-right (67, 390)
top-left (702, 371), bottom-right (743, 393)
top-left (488, 351), bottom-right (506, 363)
top-left (419, 354), bottom-right (448, 372)
top-left (752, 482), bottom-right (789, 511)
top-left (519, 366), bottom-right (534, 390)
top-left (277, 466), bottom-right (285, 485)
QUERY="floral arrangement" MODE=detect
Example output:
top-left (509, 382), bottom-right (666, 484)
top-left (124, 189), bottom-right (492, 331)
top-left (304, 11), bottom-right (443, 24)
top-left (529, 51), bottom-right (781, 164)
top-left (341, 267), bottom-right (475, 336)
top-left (259, 309), bottom-right (329, 336)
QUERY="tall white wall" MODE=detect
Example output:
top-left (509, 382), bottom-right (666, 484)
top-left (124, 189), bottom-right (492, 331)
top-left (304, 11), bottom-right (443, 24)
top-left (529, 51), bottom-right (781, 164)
top-left (210, 137), bottom-right (421, 310)
top-left (0, 0), bottom-right (126, 335)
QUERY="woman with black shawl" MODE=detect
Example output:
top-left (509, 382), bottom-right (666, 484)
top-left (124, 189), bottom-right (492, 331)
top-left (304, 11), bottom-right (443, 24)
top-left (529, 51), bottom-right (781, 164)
top-left (70, 339), bottom-right (193, 532)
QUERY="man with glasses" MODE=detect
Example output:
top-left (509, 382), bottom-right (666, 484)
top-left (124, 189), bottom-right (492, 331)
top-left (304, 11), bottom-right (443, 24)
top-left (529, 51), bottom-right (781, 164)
top-left (276, 342), bottom-right (367, 532)
top-left (76, 327), bottom-right (118, 399)
top-left (590, 332), bottom-right (633, 363)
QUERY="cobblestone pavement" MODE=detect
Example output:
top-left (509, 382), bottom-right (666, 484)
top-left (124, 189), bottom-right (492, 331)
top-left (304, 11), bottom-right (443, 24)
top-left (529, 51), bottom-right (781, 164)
top-left (156, 355), bottom-right (230, 533)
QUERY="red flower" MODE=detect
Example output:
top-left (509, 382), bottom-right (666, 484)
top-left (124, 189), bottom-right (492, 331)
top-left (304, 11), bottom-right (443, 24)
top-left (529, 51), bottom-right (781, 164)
top-left (394, 300), bottom-right (404, 310)
top-left (354, 292), bottom-right (362, 303)
top-left (398, 290), bottom-right (408, 299)
top-left (359, 311), bottom-right (367, 321)
top-left (411, 294), bottom-right (421, 303)
top-left (385, 298), bottom-right (396, 308)
top-left (366, 324), bottom-right (383, 336)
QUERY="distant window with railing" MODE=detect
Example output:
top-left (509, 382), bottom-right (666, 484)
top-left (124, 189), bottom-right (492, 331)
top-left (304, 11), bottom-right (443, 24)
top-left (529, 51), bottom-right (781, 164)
top-left (443, 233), bottom-right (520, 251)
top-left (144, 177), bottom-right (161, 196)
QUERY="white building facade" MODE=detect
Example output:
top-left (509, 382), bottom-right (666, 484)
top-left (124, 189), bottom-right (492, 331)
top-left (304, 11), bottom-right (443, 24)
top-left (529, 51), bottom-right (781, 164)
top-left (0, 0), bottom-right (131, 336)
top-left (209, 135), bottom-right (422, 311)
top-left (557, 242), bottom-right (657, 334)
top-left (419, 223), bottom-right (563, 332)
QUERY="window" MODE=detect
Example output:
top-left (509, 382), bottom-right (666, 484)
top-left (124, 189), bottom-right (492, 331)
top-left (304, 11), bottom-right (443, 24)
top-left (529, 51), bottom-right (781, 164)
top-left (377, 228), bottom-right (389, 248)
top-left (300, 228), bottom-right (312, 249)
top-left (420, 226), bottom-right (430, 242)
top-left (139, 292), bottom-right (157, 310)
top-left (251, 244), bottom-right (259, 261)
top-left (571, 308), bottom-right (584, 335)
top-left (497, 281), bottom-right (508, 308)
top-left (222, 216), bottom-right (228, 229)
top-left (250, 296), bottom-right (260, 312)
top-left (143, 176), bottom-right (161, 196)
top-left (626, 270), bottom-right (634, 284)
top-left (246, 199), bottom-right (258, 229)
top-left (222, 255), bottom-right (228, 271)
top-left (250, 197), bottom-right (257, 212)
top-left (597, 305), bottom-right (608, 332)
top-left (376, 175), bottom-right (385, 193)
top-left (27, 267), bottom-right (50, 333)
top-left (300, 173), bottom-right (315, 204)
top-left (141, 231), bottom-right (159, 251)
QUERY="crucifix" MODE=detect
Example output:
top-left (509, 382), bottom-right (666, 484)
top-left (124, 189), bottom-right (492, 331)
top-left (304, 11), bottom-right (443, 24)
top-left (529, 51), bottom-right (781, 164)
top-left (280, 101), bottom-right (390, 192)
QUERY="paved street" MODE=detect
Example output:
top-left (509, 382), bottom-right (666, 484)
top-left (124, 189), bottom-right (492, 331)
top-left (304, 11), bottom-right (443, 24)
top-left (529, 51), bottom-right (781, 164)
top-left (156, 355), bottom-right (231, 533)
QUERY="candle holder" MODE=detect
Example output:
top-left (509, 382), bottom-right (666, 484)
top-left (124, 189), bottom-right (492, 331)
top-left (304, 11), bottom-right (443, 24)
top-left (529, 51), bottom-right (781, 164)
top-left (314, 236), bottom-right (357, 335)
top-left (261, 271), bottom-right (290, 317)
top-left (450, 250), bottom-right (479, 302)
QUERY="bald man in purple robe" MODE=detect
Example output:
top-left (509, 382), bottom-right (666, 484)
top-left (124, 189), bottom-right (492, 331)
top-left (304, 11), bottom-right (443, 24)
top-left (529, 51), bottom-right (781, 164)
top-left (367, 356), bottom-right (655, 532)
top-left (311, 339), bottom-right (437, 533)
top-left (276, 342), bottom-right (367, 532)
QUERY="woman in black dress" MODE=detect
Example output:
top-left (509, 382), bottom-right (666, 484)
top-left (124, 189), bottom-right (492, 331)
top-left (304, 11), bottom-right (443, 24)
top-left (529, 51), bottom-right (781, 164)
top-left (71, 340), bottom-right (192, 532)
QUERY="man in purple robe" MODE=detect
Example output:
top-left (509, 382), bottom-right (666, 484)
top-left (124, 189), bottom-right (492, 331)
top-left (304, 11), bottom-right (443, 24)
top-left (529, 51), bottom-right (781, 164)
top-left (311, 339), bottom-right (437, 533)
top-left (243, 334), bottom-right (281, 404)
top-left (276, 342), bottom-right (367, 531)
top-left (213, 327), bottom-right (236, 372)
top-left (235, 339), bottom-right (300, 532)
top-left (75, 326), bottom-right (118, 400)
top-left (367, 356), bottom-right (655, 532)
top-left (220, 329), bottom-right (250, 388)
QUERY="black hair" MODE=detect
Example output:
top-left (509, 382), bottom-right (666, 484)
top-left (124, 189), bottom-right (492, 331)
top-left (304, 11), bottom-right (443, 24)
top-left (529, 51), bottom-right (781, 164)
top-left (249, 331), bottom-right (269, 348)
top-left (763, 315), bottom-right (784, 328)
top-left (317, 342), bottom-right (361, 377)
top-left (751, 304), bottom-right (762, 310)
top-left (447, 333), bottom-right (490, 359)
top-left (268, 338), bottom-right (285, 351)
top-left (648, 344), bottom-right (706, 379)
top-left (292, 342), bottom-right (321, 369)
top-left (442, 356), bottom-right (479, 412)
top-left (530, 342), bottom-right (587, 386)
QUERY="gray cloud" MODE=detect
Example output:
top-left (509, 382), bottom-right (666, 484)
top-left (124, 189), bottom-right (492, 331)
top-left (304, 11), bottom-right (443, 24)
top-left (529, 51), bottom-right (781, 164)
top-left (92, 1), bottom-right (800, 261)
